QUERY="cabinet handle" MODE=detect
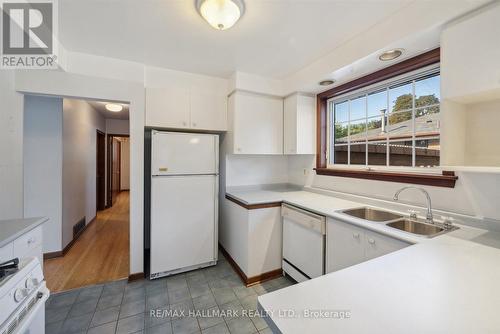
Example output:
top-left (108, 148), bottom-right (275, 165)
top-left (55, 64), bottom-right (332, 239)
top-left (192, 122), bottom-right (197, 127)
top-left (368, 238), bottom-right (375, 244)
top-left (182, 121), bottom-right (187, 126)
top-left (236, 148), bottom-right (241, 152)
top-left (352, 233), bottom-right (360, 239)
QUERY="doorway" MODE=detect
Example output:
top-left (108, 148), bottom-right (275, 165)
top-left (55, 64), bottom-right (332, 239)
top-left (107, 134), bottom-right (130, 208)
top-left (96, 130), bottom-right (106, 211)
top-left (24, 95), bottom-right (131, 292)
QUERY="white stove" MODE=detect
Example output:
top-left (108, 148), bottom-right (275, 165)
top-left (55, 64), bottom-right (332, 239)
top-left (0, 257), bottom-right (49, 334)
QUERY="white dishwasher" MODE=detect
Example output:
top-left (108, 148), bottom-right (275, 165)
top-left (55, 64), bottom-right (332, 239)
top-left (282, 204), bottom-right (326, 282)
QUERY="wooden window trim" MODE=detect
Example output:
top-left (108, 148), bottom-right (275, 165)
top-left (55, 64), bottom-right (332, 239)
top-left (316, 48), bottom-right (457, 188)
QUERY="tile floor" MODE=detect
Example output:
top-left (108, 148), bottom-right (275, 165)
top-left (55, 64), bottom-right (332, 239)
top-left (45, 252), bottom-right (294, 334)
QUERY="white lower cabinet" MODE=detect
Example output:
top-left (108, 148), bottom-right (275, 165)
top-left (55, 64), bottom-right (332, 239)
top-left (326, 218), bottom-right (410, 273)
top-left (0, 226), bottom-right (43, 265)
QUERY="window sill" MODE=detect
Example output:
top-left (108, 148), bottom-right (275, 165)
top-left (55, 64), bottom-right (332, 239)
top-left (314, 168), bottom-right (458, 188)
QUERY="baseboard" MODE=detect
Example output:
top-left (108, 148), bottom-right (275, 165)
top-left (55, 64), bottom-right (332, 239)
top-left (128, 272), bottom-right (145, 282)
top-left (43, 216), bottom-right (97, 260)
top-left (246, 268), bottom-right (283, 286)
top-left (218, 243), bottom-right (282, 287)
top-left (43, 251), bottom-right (63, 259)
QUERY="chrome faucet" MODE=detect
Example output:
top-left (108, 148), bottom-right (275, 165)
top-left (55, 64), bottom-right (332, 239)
top-left (393, 186), bottom-right (434, 224)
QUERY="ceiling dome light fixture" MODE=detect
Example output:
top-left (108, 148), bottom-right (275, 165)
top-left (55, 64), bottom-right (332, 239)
top-left (379, 49), bottom-right (403, 61)
top-left (319, 79), bottom-right (335, 86)
top-left (196, 0), bottom-right (245, 30)
top-left (105, 103), bottom-right (123, 112)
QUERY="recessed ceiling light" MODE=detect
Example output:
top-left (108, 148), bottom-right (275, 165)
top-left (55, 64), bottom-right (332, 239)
top-left (105, 103), bottom-right (123, 112)
top-left (319, 80), bottom-right (335, 86)
top-left (379, 49), bottom-right (403, 61)
top-left (196, 0), bottom-right (244, 30)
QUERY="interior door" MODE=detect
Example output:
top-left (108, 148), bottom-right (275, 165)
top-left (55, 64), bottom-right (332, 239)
top-left (151, 131), bottom-right (218, 175)
top-left (150, 175), bottom-right (217, 276)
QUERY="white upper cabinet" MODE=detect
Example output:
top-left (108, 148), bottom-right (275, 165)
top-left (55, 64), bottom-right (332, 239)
top-left (441, 4), bottom-right (500, 103)
top-left (228, 91), bottom-right (283, 154)
top-left (146, 87), bottom-right (190, 129)
top-left (190, 91), bottom-right (227, 131)
top-left (145, 87), bottom-right (227, 131)
top-left (284, 93), bottom-right (315, 155)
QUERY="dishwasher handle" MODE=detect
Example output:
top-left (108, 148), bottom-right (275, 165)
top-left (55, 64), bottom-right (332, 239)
top-left (282, 204), bottom-right (326, 235)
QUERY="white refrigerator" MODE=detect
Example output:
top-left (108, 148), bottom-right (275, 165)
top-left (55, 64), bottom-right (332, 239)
top-left (150, 130), bottom-right (218, 279)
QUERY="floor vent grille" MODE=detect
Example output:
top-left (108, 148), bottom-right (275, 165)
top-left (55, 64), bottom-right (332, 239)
top-left (73, 217), bottom-right (86, 238)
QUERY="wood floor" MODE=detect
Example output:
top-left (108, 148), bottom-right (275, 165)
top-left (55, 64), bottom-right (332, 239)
top-left (44, 191), bottom-right (130, 292)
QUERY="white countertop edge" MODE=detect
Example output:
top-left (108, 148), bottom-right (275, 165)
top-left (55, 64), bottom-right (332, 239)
top-left (0, 217), bottom-right (48, 248)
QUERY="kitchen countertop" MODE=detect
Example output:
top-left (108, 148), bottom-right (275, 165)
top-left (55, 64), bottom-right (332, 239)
top-left (225, 185), bottom-right (500, 333)
top-left (0, 217), bottom-right (48, 248)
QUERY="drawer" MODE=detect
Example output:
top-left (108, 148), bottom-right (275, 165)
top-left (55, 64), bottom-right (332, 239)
top-left (13, 226), bottom-right (42, 259)
top-left (282, 204), bottom-right (325, 234)
top-left (0, 242), bottom-right (14, 263)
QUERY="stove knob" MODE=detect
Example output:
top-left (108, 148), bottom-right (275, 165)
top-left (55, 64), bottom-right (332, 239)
top-left (14, 288), bottom-right (29, 302)
top-left (25, 277), bottom-right (39, 290)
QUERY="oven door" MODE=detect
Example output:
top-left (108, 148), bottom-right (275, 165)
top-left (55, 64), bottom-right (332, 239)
top-left (3, 283), bottom-right (49, 334)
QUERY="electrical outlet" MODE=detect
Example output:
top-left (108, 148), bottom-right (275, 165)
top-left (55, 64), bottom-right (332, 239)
top-left (303, 168), bottom-right (308, 175)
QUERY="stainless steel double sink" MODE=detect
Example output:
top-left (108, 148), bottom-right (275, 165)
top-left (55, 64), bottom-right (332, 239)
top-left (341, 207), bottom-right (456, 238)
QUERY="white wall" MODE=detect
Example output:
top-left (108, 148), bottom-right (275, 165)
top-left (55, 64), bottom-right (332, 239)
top-left (225, 155), bottom-right (288, 187)
top-left (120, 139), bottom-right (130, 190)
top-left (106, 119), bottom-right (130, 135)
top-left (23, 95), bottom-right (63, 253)
top-left (62, 99), bottom-right (105, 248)
top-left (0, 72), bottom-right (24, 219)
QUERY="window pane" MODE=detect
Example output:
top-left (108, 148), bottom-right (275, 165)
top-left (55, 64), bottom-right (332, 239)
top-left (367, 141), bottom-right (387, 166)
top-left (415, 107), bottom-right (439, 137)
top-left (387, 110), bottom-right (412, 139)
top-left (415, 75), bottom-right (440, 108)
top-left (389, 82), bottom-right (413, 113)
top-left (334, 101), bottom-right (348, 123)
top-left (349, 118), bottom-right (366, 142)
top-left (415, 137), bottom-right (440, 167)
top-left (334, 145), bottom-right (348, 164)
top-left (389, 141), bottom-right (413, 167)
top-left (350, 96), bottom-right (366, 121)
top-left (367, 116), bottom-right (385, 142)
top-left (350, 143), bottom-right (366, 165)
top-left (334, 122), bottom-right (349, 144)
top-left (367, 90), bottom-right (387, 118)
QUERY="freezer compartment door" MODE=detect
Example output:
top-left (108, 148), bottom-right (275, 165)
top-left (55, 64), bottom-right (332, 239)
top-left (152, 131), bottom-right (218, 175)
top-left (150, 175), bottom-right (217, 276)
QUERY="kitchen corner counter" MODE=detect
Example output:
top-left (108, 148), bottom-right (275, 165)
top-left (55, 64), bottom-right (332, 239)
top-left (258, 235), bottom-right (500, 334)
top-left (0, 217), bottom-right (48, 248)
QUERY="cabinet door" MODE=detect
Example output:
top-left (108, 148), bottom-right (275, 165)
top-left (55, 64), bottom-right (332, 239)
top-left (283, 95), bottom-right (297, 154)
top-left (295, 95), bottom-right (315, 154)
top-left (233, 92), bottom-right (283, 154)
top-left (145, 87), bottom-right (190, 128)
top-left (190, 91), bottom-right (227, 131)
top-left (326, 219), bottom-right (365, 273)
top-left (364, 229), bottom-right (409, 261)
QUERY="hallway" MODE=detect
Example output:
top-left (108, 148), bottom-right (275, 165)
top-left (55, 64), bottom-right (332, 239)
top-left (44, 191), bottom-right (130, 292)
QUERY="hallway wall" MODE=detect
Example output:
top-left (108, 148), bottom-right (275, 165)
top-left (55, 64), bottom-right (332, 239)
top-left (62, 99), bottom-right (106, 248)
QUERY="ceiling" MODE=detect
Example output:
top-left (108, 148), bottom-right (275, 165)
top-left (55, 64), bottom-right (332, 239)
top-left (88, 101), bottom-right (130, 120)
top-left (59, 0), bottom-right (417, 79)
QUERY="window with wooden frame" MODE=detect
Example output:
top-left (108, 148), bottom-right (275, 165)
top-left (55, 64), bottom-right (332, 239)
top-left (316, 48), bottom-right (458, 188)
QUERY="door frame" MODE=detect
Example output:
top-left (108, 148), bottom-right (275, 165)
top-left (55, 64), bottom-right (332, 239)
top-left (96, 130), bottom-right (106, 211)
top-left (107, 133), bottom-right (130, 208)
